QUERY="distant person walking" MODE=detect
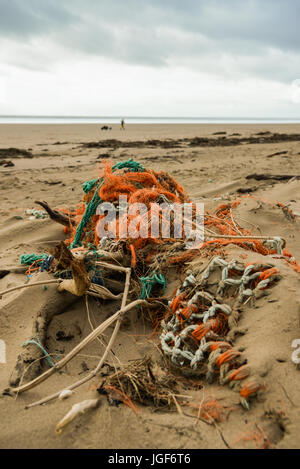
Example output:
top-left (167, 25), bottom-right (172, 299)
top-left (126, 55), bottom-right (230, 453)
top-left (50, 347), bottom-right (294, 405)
top-left (120, 119), bottom-right (125, 130)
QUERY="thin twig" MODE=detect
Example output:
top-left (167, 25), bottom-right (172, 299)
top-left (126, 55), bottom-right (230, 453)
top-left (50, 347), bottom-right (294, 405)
top-left (172, 395), bottom-right (183, 415)
top-left (0, 279), bottom-right (62, 299)
top-left (230, 209), bottom-right (243, 235)
top-left (95, 261), bottom-right (130, 273)
top-left (84, 294), bottom-right (120, 364)
top-left (205, 234), bottom-right (286, 245)
top-left (85, 294), bottom-right (105, 347)
top-left (233, 214), bottom-right (262, 234)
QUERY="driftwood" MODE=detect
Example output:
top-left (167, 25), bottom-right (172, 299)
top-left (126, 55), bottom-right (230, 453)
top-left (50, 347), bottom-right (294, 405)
top-left (246, 174), bottom-right (300, 181)
top-left (35, 201), bottom-right (75, 227)
top-left (54, 242), bottom-right (91, 296)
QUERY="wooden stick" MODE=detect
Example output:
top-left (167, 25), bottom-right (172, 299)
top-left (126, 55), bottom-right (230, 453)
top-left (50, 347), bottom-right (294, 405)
top-left (205, 234), bottom-right (286, 244)
top-left (96, 250), bottom-right (123, 262)
top-left (95, 261), bottom-right (129, 273)
top-left (35, 201), bottom-right (76, 227)
top-left (0, 279), bottom-right (62, 299)
top-left (25, 268), bottom-right (132, 408)
top-left (85, 294), bottom-right (103, 347)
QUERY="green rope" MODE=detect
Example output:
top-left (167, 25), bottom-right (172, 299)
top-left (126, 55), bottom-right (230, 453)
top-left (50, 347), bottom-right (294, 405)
top-left (20, 253), bottom-right (48, 265)
top-left (70, 180), bottom-right (103, 248)
top-left (71, 159), bottom-right (145, 249)
top-left (112, 159), bottom-right (145, 173)
top-left (140, 273), bottom-right (166, 299)
top-left (82, 178), bottom-right (99, 194)
top-left (87, 243), bottom-right (98, 251)
top-left (85, 248), bottom-right (102, 272)
top-left (81, 160), bottom-right (144, 196)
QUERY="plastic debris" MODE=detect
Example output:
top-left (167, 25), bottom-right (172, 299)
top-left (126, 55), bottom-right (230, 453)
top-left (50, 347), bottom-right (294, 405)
top-left (58, 390), bottom-right (73, 400)
top-left (55, 399), bottom-right (100, 435)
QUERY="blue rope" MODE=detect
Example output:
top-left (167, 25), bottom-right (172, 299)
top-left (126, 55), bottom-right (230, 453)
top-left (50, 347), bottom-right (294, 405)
top-left (22, 338), bottom-right (55, 367)
top-left (40, 255), bottom-right (54, 272)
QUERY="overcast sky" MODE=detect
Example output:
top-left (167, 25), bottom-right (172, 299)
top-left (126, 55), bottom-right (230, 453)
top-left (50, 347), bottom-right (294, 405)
top-left (0, 0), bottom-right (300, 117)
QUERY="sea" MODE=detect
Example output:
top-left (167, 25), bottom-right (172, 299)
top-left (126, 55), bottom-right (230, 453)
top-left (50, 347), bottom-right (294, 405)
top-left (0, 116), bottom-right (300, 124)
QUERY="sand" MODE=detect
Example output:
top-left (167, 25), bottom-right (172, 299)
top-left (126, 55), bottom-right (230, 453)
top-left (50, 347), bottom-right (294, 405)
top-left (0, 123), bottom-right (300, 449)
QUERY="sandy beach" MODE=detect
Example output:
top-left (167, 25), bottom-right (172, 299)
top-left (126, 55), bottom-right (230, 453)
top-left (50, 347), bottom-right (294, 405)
top-left (1, 123), bottom-right (300, 449)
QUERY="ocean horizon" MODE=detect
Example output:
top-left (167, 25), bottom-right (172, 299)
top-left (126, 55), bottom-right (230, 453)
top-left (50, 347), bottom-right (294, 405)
top-left (0, 116), bottom-right (300, 125)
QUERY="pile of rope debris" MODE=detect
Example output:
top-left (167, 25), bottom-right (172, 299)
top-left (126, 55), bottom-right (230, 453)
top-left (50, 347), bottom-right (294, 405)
top-left (16, 158), bottom-right (299, 409)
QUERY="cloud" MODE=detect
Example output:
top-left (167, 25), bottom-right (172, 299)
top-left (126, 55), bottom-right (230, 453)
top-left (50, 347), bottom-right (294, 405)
top-left (0, 0), bottom-right (77, 38)
top-left (1, 54), bottom-right (296, 117)
top-left (0, 0), bottom-right (299, 81)
top-left (0, 0), bottom-right (299, 116)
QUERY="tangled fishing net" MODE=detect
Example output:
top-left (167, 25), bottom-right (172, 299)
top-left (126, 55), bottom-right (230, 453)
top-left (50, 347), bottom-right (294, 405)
top-left (19, 158), bottom-right (300, 409)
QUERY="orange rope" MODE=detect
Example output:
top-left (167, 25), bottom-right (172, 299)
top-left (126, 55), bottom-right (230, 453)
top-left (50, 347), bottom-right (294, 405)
top-left (129, 244), bottom-right (137, 268)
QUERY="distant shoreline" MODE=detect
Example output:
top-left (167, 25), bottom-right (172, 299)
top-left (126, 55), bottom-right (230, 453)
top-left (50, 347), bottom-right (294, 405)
top-left (1, 116), bottom-right (300, 125)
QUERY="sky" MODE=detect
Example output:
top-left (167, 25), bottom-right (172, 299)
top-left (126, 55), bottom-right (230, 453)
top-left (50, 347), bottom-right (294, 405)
top-left (0, 0), bottom-right (300, 117)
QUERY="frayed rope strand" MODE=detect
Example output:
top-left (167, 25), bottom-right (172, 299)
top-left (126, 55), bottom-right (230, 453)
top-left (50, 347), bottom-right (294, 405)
top-left (140, 273), bottom-right (166, 299)
top-left (22, 337), bottom-right (55, 367)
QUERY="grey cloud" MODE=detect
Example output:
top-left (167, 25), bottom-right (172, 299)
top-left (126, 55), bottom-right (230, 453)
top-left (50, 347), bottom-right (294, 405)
top-left (68, 0), bottom-right (300, 53)
top-left (0, 0), bottom-right (299, 82)
top-left (0, 0), bottom-right (77, 38)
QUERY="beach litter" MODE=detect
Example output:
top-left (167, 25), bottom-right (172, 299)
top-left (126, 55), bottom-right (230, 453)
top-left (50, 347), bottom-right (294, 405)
top-left (55, 398), bottom-right (100, 435)
top-left (0, 160), bottom-right (15, 167)
top-left (25, 209), bottom-right (48, 220)
top-left (2, 158), bottom-right (299, 427)
top-left (58, 389), bottom-right (74, 400)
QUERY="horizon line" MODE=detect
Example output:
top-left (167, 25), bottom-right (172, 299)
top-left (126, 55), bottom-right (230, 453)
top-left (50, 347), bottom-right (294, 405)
top-left (1, 115), bottom-right (300, 120)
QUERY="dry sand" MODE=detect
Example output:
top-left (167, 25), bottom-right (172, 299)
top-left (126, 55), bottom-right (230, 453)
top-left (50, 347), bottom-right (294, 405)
top-left (0, 123), bottom-right (300, 449)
